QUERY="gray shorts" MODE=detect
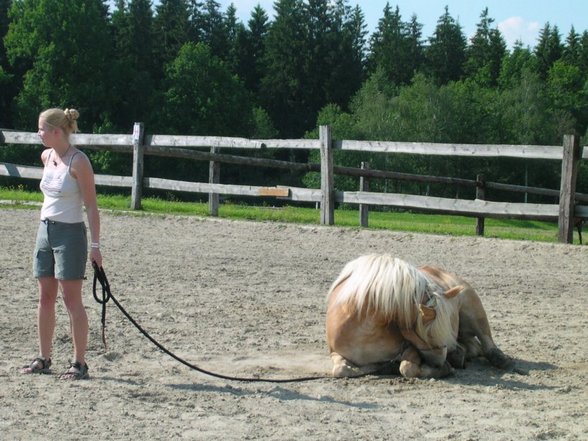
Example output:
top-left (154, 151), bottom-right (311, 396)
top-left (33, 220), bottom-right (88, 280)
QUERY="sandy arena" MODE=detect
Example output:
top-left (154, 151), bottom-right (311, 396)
top-left (1, 208), bottom-right (586, 440)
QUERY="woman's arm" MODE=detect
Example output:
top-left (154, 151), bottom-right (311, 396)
top-left (72, 153), bottom-right (102, 267)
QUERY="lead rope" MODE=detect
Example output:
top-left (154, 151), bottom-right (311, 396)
top-left (91, 263), bottom-right (327, 383)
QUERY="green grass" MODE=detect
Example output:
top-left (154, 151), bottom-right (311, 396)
top-left (0, 187), bottom-right (581, 244)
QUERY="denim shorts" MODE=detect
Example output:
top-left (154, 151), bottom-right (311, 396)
top-left (33, 220), bottom-right (88, 280)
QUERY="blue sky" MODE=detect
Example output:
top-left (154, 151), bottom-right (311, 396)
top-left (211, 0), bottom-right (587, 49)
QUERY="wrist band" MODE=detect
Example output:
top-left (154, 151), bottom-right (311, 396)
top-left (91, 242), bottom-right (100, 249)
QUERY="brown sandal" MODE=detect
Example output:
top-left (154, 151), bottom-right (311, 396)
top-left (22, 357), bottom-right (52, 374)
top-left (60, 361), bottom-right (89, 380)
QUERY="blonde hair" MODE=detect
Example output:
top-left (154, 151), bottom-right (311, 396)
top-left (39, 108), bottom-right (80, 136)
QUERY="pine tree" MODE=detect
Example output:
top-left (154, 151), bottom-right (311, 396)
top-left (324, 0), bottom-right (366, 107)
top-left (425, 6), bottom-right (467, 85)
top-left (579, 31), bottom-right (588, 77)
top-left (563, 27), bottom-right (581, 67)
top-left (368, 4), bottom-right (419, 85)
top-left (110, 0), bottom-right (156, 128)
top-left (153, 0), bottom-right (190, 74)
top-left (534, 23), bottom-right (563, 79)
top-left (225, 3), bottom-right (246, 72)
top-left (200, 0), bottom-right (229, 58)
top-left (236, 5), bottom-right (269, 98)
top-left (261, 0), bottom-right (308, 137)
top-left (465, 8), bottom-right (506, 87)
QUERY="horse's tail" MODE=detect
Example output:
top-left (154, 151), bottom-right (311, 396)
top-left (328, 254), bottom-right (428, 327)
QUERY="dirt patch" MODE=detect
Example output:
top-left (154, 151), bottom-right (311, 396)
top-left (1, 208), bottom-right (586, 440)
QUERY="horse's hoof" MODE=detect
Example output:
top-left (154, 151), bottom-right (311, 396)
top-left (439, 361), bottom-right (455, 378)
top-left (447, 346), bottom-right (466, 369)
top-left (487, 348), bottom-right (513, 369)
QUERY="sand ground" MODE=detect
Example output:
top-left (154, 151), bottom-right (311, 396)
top-left (1, 208), bottom-right (586, 440)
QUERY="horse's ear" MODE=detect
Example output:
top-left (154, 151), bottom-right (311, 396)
top-left (419, 304), bottom-right (436, 325)
top-left (443, 285), bottom-right (463, 299)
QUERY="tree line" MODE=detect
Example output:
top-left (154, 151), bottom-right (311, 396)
top-left (1, 0), bottom-right (586, 199)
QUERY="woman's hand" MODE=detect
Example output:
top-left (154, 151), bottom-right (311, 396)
top-left (90, 247), bottom-right (102, 268)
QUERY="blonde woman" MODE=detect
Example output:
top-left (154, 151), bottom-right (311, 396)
top-left (22, 108), bottom-right (102, 380)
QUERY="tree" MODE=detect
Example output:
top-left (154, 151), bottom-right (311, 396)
top-left (157, 42), bottom-right (254, 185)
top-left (405, 14), bottom-right (425, 79)
top-left (260, 0), bottom-right (308, 137)
top-left (0, 0), bottom-right (11, 68)
top-left (425, 6), bottom-right (467, 85)
top-left (110, 0), bottom-right (157, 129)
top-left (579, 31), bottom-right (588, 76)
top-left (346, 4), bottom-right (369, 72)
top-left (465, 8), bottom-right (506, 87)
top-left (200, 0), bottom-right (229, 58)
top-left (498, 42), bottom-right (536, 89)
top-left (547, 60), bottom-right (588, 135)
top-left (534, 23), bottom-right (563, 79)
top-left (0, 0), bottom-right (14, 127)
top-left (233, 5), bottom-right (269, 98)
top-left (261, 0), bottom-right (366, 137)
top-left (368, 4), bottom-right (422, 85)
top-left (305, 0), bottom-right (364, 112)
top-left (498, 69), bottom-right (562, 145)
top-left (5, 0), bottom-right (114, 129)
top-left (161, 42), bottom-right (253, 136)
top-left (153, 0), bottom-right (190, 77)
top-left (562, 27), bottom-right (581, 67)
top-left (350, 67), bottom-right (400, 141)
top-left (224, 3), bottom-right (246, 73)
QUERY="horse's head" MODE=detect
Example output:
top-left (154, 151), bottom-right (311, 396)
top-left (402, 285), bottom-right (463, 366)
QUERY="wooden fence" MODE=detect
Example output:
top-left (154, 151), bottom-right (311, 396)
top-left (1, 124), bottom-right (587, 243)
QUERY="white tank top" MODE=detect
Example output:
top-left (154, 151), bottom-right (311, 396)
top-left (40, 149), bottom-right (84, 223)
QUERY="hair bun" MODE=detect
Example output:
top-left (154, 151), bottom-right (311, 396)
top-left (64, 108), bottom-right (80, 121)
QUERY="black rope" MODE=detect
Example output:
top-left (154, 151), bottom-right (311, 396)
top-left (92, 262), bottom-right (327, 383)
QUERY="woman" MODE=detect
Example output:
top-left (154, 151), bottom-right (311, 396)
top-left (22, 108), bottom-right (102, 380)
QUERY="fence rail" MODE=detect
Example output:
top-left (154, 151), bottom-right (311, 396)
top-left (1, 125), bottom-right (586, 243)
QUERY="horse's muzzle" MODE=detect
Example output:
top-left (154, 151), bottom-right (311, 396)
top-left (419, 346), bottom-right (447, 367)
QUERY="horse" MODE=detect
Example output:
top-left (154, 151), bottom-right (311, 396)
top-left (326, 254), bottom-right (512, 378)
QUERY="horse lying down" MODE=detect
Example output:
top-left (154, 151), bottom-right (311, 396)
top-left (326, 254), bottom-right (512, 378)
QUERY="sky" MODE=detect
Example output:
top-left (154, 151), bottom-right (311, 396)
top-left (210, 0), bottom-right (588, 49)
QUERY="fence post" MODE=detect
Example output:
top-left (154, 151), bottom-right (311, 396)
top-left (130, 122), bottom-right (145, 210)
top-left (475, 174), bottom-right (485, 236)
top-left (360, 161), bottom-right (370, 227)
top-left (209, 146), bottom-right (220, 216)
top-left (558, 134), bottom-right (580, 243)
top-left (320, 125), bottom-right (334, 225)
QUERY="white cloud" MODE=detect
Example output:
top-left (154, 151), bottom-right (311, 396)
top-left (498, 16), bottom-right (541, 49)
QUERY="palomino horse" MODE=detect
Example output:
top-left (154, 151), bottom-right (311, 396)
top-left (326, 254), bottom-right (512, 378)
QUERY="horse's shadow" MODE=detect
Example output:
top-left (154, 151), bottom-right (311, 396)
top-left (443, 357), bottom-right (559, 391)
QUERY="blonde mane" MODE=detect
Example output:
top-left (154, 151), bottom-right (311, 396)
top-left (329, 254), bottom-right (458, 348)
top-left (329, 255), bottom-right (426, 328)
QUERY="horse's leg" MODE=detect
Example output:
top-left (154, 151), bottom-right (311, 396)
top-left (446, 342), bottom-right (467, 369)
top-left (399, 346), bottom-right (454, 379)
top-left (459, 295), bottom-right (513, 369)
top-left (330, 352), bottom-right (396, 378)
top-left (460, 336), bottom-right (482, 360)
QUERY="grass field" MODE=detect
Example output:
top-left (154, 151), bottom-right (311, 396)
top-left (0, 187), bottom-right (582, 244)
